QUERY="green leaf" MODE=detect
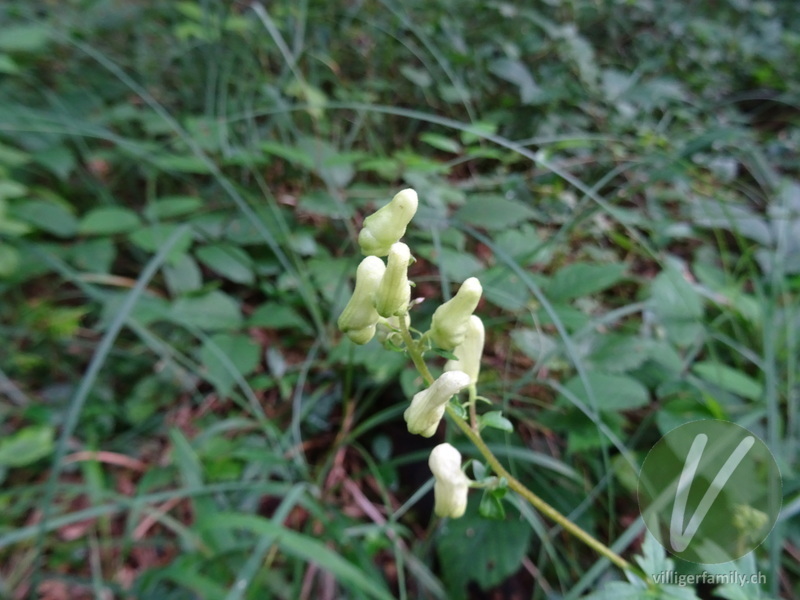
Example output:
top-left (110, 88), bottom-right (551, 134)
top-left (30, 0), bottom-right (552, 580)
top-left (144, 196), bottom-right (203, 220)
top-left (431, 347), bottom-right (459, 361)
top-left (0, 181), bottom-right (28, 200)
top-left (481, 265), bottom-right (542, 312)
top-left (399, 64), bottom-right (433, 87)
top-left (260, 141), bottom-right (314, 169)
top-left (650, 262), bottom-right (704, 346)
top-left (69, 238), bottom-right (116, 273)
top-left (129, 224), bottom-right (193, 264)
top-left (196, 513), bottom-right (395, 600)
top-left (170, 291), bottom-right (242, 331)
top-left (195, 244), bottom-right (254, 284)
top-left (420, 133), bottom-right (461, 153)
top-left (494, 224), bottom-right (548, 266)
top-left (586, 334), bottom-right (651, 373)
top-left (11, 199), bottom-right (78, 238)
top-left (479, 411), bottom-right (513, 432)
top-left (79, 207), bottom-right (142, 235)
top-left (692, 361), bottom-right (763, 401)
top-left (635, 531), bottom-right (674, 578)
top-left (489, 57), bottom-right (542, 104)
top-left (415, 244), bottom-right (484, 282)
top-left (0, 54), bottom-right (19, 74)
top-left (511, 328), bottom-right (558, 363)
top-left (478, 490), bottom-right (506, 520)
top-left (0, 243), bottom-right (20, 277)
top-left (299, 190), bottom-right (353, 218)
top-left (0, 25), bottom-right (49, 53)
top-left (200, 333), bottom-right (261, 395)
top-left (151, 154), bottom-right (211, 173)
top-left (0, 426), bottom-right (54, 467)
top-left (248, 303), bottom-right (311, 333)
top-left (561, 372), bottom-right (649, 411)
top-left (35, 145), bottom-right (75, 180)
top-left (455, 195), bottom-right (537, 230)
top-left (546, 262), bottom-right (626, 301)
top-left (99, 292), bottom-right (170, 328)
top-left (164, 253), bottom-right (203, 294)
top-left (437, 501), bottom-right (531, 593)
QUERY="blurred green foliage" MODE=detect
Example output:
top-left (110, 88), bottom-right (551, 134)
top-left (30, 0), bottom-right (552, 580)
top-left (0, 0), bottom-right (798, 598)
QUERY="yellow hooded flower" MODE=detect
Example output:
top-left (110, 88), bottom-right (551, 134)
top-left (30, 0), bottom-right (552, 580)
top-left (358, 189), bottom-right (418, 256)
top-left (375, 242), bottom-right (412, 317)
top-left (429, 277), bottom-right (482, 350)
top-left (444, 315), bottom-right (484, 384)
top-left (337, 256), bottom-right (386, 344)
top-left (404, 371), bottom-right (470, 437)
top-left (428, 443), bottom-right (470, 518)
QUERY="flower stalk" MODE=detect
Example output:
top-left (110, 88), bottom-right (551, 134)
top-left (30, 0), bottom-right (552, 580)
top-left (340, 188), bottom-right (639, 579)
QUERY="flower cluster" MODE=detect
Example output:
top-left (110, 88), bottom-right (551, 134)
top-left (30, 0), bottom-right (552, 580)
top-left (338, 188), bottom-right (488, 518)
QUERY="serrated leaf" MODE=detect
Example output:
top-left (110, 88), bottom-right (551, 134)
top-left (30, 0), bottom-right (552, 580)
top-left (79, 207), bottom-right (141, 235)
top-left (546, 262), bottom-right (626, 301)
top-left (692, 361), bottom-right (763, 401)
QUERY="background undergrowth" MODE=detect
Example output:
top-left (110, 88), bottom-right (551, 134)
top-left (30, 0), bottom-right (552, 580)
top-left (0, 1), bottom-right (798, 598)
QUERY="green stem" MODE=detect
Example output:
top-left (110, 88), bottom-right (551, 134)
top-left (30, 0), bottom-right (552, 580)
top-left (398, 317), bottom-right (636, 576)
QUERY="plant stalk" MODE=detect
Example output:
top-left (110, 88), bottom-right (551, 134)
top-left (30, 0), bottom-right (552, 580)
top-left (398, 317), bottom-right (635, 575)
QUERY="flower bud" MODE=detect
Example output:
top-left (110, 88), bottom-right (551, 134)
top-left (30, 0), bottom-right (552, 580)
top-left (428, 443), bottom-right (470, 518)
top-left (429, 277), bottom-right (482, 350)
top-left (375, 242), bottom-right (412, 317)
top-left (404, 370), bottom-right (470, 437)
top-left (444, 315), bottom-right (484, 384)
top-left (376, 314), bottom-right (410, 346)
top-left (358, 189), bottom-right (418, 256)
top-left (733, 504), bottom-right (769, 543)
top-left (337, 256), bottom-right (386, 344)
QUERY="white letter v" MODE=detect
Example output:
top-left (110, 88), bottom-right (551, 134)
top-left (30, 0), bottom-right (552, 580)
top-left (669, 433), bottom-right (755, 552)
